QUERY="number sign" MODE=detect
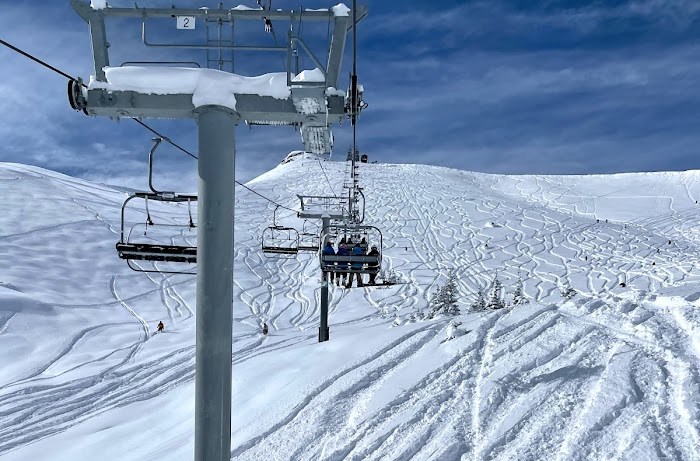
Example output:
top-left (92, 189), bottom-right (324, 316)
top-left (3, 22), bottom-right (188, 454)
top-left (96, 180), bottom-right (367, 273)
top-left (176, 16), bottom-right (195, 30)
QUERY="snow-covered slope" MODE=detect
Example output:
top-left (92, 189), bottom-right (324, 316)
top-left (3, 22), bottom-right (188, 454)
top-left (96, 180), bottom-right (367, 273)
top-left (1, 160), bottom-right (700, 461)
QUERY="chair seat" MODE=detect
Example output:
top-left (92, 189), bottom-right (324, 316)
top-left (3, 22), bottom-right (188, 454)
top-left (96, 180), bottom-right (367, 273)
top-left (116, 243), bottom-right (197, 263)
top-left (262, 246), bottom-right (299, 255)
top-left (321, 254), bottom-right (380, 273)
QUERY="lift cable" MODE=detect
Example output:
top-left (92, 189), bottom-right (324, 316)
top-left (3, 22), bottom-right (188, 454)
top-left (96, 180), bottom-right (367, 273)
top-left (0, 38), bottom-right (300, 214)
top-left (349, 0), bottom-right (360, 223)
top-left (316, 155), bottom-right (339, 198)
top-left (131, 119), bottom-right (198, 160)
top-left (0, 38), bottom-right (77, 82)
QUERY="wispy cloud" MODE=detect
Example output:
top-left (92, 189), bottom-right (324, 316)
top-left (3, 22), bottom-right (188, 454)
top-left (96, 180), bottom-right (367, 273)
top-left (1, 0), bottom-right (700, 186)
top-left (351, 0), bottom-right (700, 174)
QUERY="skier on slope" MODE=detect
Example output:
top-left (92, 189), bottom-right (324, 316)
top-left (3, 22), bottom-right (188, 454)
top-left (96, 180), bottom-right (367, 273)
top-left (262, 322), bottom-right (269, 335)
top-left (157, 321), bottom-right (164, 333)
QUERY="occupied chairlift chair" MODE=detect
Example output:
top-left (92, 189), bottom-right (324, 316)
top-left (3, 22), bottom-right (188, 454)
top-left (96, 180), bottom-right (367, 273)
top-left (115, 138), bottom-right (198, 273)
top-left (320, 223), bottom-right (382, 276)
top-left (261, 205), bottom-right (300, 256)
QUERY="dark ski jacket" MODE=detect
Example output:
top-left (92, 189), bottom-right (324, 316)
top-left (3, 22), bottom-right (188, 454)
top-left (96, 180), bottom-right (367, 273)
top-left (351, 244), bottom-right (365, 269)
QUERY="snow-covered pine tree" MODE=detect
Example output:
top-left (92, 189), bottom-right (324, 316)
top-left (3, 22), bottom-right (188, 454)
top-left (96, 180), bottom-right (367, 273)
top-left (385, 269), bottom-right (403, 285)
top-left (429, 270), bottom-right (460, 318)
top-left (442, 270), bottom-right (460, 316)
top-left (428, 285), bottom-right (443, 319)
top-left (487, 274), bottom-right (505, 310)
top-left (470, 290), bottom-right (486, 311)
top-left (511, 277), bottom-right (528, 306)
top-left (560, 280), bottom-right (577, 300)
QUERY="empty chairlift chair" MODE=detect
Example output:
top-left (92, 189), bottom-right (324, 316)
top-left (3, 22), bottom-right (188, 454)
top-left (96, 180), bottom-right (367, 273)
top-left (261, 206), bottom-right (300, 256)
top-left (116, 192), bottom-right (198, 272)
top-left (261, 225), bottom-right (300, 256)
top-left (115, 138), bottom-right (198, 274)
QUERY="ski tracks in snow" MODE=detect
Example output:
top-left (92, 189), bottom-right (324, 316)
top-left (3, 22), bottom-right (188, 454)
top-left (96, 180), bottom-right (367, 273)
top-left (110, 275), bottom-right (150, 341)
top-left (5, 163), bottom-right (700, 459)
top-left (231, 324), bottom-right (445, 461)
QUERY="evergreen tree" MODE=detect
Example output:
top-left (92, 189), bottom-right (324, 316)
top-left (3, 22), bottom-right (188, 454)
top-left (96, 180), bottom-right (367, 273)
top-left (487, 274), bottom-right (505, 310)
top-left (442, 270), bottom-right (460, 316)
top-left (386, 269), bottom-right (402, 284)
top-left (511, 277), bottom-right (528, 307)
top-left (470, 290), bottom-right (486, 311)
top-left (428, 287), bottom-right (442, 318)
top-left (428, 270), bottom-right (460, 318)
top-left (560, 281), bottom-right (577, 300)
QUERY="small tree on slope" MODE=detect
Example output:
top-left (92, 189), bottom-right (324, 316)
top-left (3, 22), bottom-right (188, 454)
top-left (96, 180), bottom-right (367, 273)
top-left (511, 277), bottom-right (528, 307)
top-left (560, 280), bottom-right (577, 301)
top-left (442, 270), bottom-right (460, 316)
top-left (471, 290), bottom-right (486, 312)
top-left (429, 270), bottom-right (460, 318)
top-left (487, 274), bottom-right (505, 310)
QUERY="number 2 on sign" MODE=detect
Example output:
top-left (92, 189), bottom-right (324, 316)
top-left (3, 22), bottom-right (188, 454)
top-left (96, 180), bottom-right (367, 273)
top-left (177, 16), bottom-right (195, 29)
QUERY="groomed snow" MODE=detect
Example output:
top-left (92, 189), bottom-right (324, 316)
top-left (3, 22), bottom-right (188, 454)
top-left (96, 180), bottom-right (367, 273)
top-left (1, 160), bottom-right (700, 460)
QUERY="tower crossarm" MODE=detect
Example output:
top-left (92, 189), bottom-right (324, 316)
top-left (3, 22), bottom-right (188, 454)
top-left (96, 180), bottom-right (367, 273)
top-left (69, 0), bottom-right (366, 154)
top-left (83, 89), bottom-right (346, 123)
top-left (70, 0), bottom-right (366, 86)
top-left (71, 1), bottom-right (357, 22)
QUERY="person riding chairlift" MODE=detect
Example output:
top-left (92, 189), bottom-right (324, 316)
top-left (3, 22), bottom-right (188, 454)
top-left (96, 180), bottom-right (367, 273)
top-left (346, 242), bottom-right (365, 288)
top-left (336, 242), bottom-right (350, 286)
top-left (322, 240), bottom-right (336, 282)
top-left (367, 244), bottom-right (380, 285)
top-left (360, 237), bottom-right (368, 251)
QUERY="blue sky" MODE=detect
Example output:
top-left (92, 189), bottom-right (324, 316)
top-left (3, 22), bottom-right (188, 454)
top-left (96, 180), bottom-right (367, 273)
top-left (2, 0), bottom-right (700, 191)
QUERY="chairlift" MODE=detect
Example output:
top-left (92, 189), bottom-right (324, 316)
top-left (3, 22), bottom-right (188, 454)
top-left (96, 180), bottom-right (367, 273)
top-left (116, 193), bottom-right (198, 272)
top-left (115, 138), bottom-right (198, 274)
top-left (298, 220), bottom-right (320, 252)
top-left (261, 206), bottom-right (300, 256)
top-left (320, 223), bottom-right (382, 275)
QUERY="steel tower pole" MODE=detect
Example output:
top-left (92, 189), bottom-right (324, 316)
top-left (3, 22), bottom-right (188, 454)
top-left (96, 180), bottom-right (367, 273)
top-left (319, 215), bottom-right (331, 342)
top-left (194, 105), bottom-right (239, 461)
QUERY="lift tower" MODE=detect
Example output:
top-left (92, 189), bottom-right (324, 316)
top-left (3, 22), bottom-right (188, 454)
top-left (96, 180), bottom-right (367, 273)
top-left (297, 195), bottom-right (349, 341)
top-left (68, 2), bottom-right (364, 460)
